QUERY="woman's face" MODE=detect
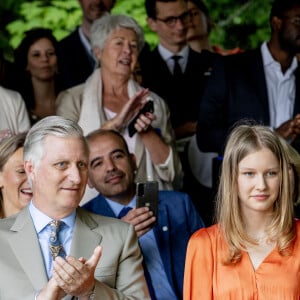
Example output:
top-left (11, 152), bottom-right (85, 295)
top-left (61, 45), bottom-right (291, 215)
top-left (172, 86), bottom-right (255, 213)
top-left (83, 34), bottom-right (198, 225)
top-left (26, 37), bottom-right (57, 81)
top-left (186, 1), bottom-right (209, 41)
top-left (237, 148), bottom-right (280, 216)
top-left (95, 28), bottom-right (138, 78)
top-left (0, 147), bottom-right (32, 217)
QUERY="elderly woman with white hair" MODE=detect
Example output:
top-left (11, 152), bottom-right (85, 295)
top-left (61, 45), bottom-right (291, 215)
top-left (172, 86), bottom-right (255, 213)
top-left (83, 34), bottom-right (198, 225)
top-left (56, 13), bottom-right (182, 199)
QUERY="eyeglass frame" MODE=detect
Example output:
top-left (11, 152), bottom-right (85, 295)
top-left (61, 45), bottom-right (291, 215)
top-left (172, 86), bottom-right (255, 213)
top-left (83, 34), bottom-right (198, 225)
top-left (155, 11), bottom-right (191, 27)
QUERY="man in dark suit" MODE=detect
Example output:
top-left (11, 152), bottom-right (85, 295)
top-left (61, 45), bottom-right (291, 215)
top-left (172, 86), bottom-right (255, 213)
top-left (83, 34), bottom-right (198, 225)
top-left (197, 0), bottom-right (300, 155)
top-left (141, 0), bottom-right (217, 141)
top-left (140, 0), bottom-right (218, 224)
top-left (58, 0), bottom-right (115, 88)
top-left (0, 116), bottom-right (150, 299)
top-left (82, 129), bottom-right (205, 300)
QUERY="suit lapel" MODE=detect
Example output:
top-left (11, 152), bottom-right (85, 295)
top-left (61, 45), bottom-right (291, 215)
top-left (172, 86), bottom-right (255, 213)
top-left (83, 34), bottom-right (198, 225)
top-left (249, 49), bottom-right (270, 123)
top-left (70, 208), bottom-right (102, 259)
top-left (9, 208), bottom-right (48, 291)
top-left (94, 195), bottom-right (116, 218)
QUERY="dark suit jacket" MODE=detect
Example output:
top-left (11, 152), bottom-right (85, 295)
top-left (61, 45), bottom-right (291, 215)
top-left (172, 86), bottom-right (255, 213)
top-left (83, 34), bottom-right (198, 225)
top-left (58, 28), bottom-right (95, 89)
top-left (140, 47), bottom-right (218, 128)
top-left (197, 48), bottom-right (300, 154)
top-left (0, 207), bottom-right (150, 299)
top-left (83, 191), bottom-right (205, 300)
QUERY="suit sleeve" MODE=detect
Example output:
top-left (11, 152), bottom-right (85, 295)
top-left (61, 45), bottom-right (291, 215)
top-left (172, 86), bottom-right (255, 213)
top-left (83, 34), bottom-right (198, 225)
top-left (93, 224), bottom-right (150, 300)
top-left (197, 55), bottom-right (230, 155)
top-left (184, 229), bottom-right (214, 300)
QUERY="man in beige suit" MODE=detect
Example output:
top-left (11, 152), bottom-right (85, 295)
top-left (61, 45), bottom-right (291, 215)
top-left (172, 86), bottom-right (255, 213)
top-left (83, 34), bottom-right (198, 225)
top-left (0, 116), bottom-right (150, 299)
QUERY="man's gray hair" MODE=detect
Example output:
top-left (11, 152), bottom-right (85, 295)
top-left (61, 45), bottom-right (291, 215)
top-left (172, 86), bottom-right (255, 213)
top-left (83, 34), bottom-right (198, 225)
top-left (90, 13), bottom-right (145, 53)
top-left (24, 116), bottom-right (88, 168)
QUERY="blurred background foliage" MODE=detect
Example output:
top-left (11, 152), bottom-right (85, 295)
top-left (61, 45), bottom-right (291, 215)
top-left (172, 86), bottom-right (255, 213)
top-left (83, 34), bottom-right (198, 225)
top-left (1, 0), bottom-right (272, 61)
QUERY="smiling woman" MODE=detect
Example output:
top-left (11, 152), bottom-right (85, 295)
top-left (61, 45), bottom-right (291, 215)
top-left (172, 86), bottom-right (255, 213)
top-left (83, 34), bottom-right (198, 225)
top-left (0, 132), bottom-right (32, 218)
top-left (56, 13), bottom-right (182, 202)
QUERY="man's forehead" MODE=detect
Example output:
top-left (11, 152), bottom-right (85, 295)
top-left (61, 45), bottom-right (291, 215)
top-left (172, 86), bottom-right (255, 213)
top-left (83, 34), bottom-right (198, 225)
top-left (156, 0), bottom-right (187, 16)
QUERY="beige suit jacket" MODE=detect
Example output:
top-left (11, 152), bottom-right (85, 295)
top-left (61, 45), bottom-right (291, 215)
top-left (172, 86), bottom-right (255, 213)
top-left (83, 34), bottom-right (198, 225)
top-left (0, 207), bottom-right (150, 300)
top-left (0, 86), bottom-right (30, 133)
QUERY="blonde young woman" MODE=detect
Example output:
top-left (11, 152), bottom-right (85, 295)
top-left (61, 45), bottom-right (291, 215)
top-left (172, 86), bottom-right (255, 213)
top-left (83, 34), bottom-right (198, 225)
top-left (184, 124), bottom-right (300, 299)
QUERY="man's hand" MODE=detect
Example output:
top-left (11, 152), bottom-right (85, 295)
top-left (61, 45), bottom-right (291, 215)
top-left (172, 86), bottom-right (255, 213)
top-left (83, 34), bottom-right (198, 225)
top-left (52, 246), bottom-right (102, 299)
top-left (37, 277), bottom-right (66, 300)
top-left (275, 119), bottom-right (296, 141)
top-left (121, 207), bottom-right (156, 237)
top-left (276, 114), bottom-right (300, 142)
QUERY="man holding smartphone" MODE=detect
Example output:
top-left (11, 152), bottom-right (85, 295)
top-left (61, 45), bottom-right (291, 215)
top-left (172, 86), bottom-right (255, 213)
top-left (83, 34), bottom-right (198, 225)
top-left (83, 129), bottom-right (205, 300)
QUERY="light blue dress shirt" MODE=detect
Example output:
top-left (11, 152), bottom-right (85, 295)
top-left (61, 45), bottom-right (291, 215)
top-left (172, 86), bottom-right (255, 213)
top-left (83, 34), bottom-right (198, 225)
top-left (29, 201), bottom-right (76, 278)
top-left (105, 197), bottom-right (177, 300)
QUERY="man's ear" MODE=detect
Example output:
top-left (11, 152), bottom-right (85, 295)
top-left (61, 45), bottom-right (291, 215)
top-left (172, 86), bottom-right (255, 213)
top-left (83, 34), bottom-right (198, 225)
top-left (147, 17), bottom-right (158, 32)
top-left (24, 160), bottom-right (35, 183)
top-left (271, 16), bottom-right (282, 32)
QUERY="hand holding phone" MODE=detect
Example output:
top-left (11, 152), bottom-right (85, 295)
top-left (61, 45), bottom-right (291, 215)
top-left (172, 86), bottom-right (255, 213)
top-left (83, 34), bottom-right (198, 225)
top-left (128, 100), bottom-right (154, 137)
top-left (136, 181), bottom-right (158, 226)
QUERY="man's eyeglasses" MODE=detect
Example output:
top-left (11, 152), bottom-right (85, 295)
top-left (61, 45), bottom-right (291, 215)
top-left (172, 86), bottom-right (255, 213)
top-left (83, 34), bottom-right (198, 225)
top-left (156, 11), bottom-right (191, 27)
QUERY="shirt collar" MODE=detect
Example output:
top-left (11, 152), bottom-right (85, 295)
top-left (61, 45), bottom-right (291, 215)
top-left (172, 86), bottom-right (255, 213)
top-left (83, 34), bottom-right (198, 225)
top-left (105, 196), bottom-right (136, 217)
top-left (261, 41), bottom-right (298, 75)
top-left (158, 44), bottom-right (189, 62)
top-left (29, 200), bottom-right (76, 233)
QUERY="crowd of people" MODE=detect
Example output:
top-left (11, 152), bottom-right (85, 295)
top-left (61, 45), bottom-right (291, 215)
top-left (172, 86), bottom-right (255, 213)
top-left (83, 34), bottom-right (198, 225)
top-left (0, 0), bottom-right (300, 299)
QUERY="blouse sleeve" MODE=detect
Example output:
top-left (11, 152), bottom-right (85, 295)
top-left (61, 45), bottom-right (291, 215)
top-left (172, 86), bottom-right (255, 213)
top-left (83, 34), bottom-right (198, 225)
top-left (184, 228), bottom-right (214, 300)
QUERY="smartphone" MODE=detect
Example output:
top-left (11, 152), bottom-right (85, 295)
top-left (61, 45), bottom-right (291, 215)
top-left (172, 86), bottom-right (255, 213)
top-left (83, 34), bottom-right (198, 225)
top-left (128, 100), bottom-right (154, 137)
top-left (136, 181), bottom-right (158, 226)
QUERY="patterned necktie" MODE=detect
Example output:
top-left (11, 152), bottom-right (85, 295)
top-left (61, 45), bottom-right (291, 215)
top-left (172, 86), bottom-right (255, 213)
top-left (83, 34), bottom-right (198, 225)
top-left (118, 207), bottom-right (133, 219)
top-left (49, 220), bottom-right (66, 260)
top-left (171, 55), bottom-right (183, 77)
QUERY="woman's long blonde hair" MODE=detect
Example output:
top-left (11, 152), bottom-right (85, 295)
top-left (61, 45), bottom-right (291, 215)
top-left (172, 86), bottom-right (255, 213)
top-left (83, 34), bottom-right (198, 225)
top-left (216, 124), bottom-right (295, 264)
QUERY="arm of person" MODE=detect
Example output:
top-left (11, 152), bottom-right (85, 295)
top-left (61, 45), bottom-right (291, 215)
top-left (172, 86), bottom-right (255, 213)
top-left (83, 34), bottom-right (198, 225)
top-left (138, 94), bottom-right (183, 186)
top-left (56, 84), bottom-right (85, 122)
top-left (121, 207), bottom-right (156, 237)
top-left (184, 228), bottom-right (214, 300)
top-left (101, 89), bottom-right (149, 132)
top-left (52, 226), bottom-right (150, 299)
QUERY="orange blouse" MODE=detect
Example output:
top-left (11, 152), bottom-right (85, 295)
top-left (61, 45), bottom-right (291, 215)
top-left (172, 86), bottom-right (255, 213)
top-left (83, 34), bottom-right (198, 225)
top-left (184, 220), bottom-right (300, 300)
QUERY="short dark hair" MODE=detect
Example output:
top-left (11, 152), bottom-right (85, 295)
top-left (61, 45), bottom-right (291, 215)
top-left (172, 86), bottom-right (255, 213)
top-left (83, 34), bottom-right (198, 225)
top-left (86, 129), bottom-right (131, 156)
top-left (145, 0), bottom-right (187, 19)
top-left (270, 0), bottom-right (300, 19)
